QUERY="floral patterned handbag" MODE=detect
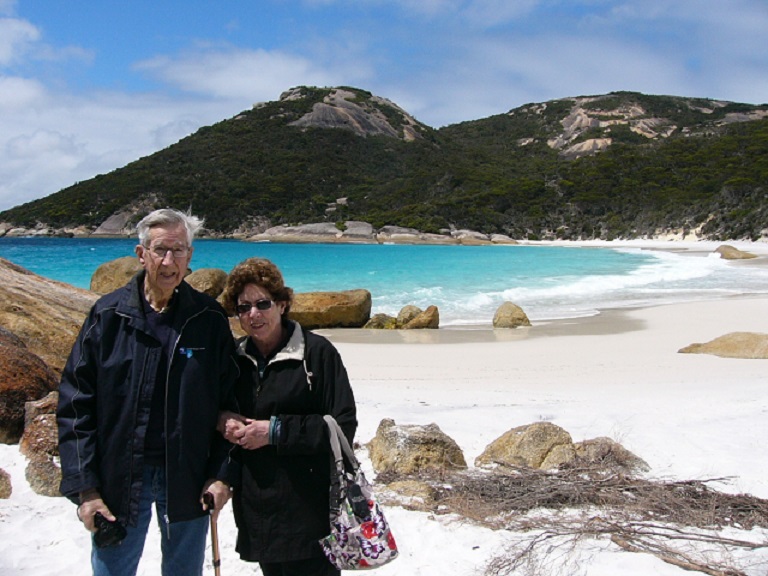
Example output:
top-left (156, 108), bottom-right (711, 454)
top-left (319, 415), bottom-right (399, 570)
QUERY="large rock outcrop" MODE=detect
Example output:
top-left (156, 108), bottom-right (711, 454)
top-left (90, 255), bottom-right (141, 294)
top-left (25, 459), bottom-right (61, 497)
top-left (289, 289), bottom-right (372, 329)
top-left (714, 244), bottom-right (757, 260)
top-left (475, 422), bottom-right (649, 474)
top-left (20, 392), bottom-right (59, 459)
top-left (249, 222), bottom-right (377, 244)
top-left (493, 302), bottom-right (531, 328)
top-left (363, 313), bottom-right (399, 329)
top-left (0, 258), bottom-right (96, 373)
top-left (0, 326), bottom-right (26, 349)
top-left (0, 343), bottom-right (58, 444)
top-left (186, 268), bottom-right (227, 298)
top-left (678, 332), bottom-right (768, 359)
top-left (246, 222), bottom-right (520, 245)
top-left (539, 96), bottom-right (680, 159)
top-left (20, 391), bottom-right (62, 497)
top-left (368, 419), bottom-right (467, 475)
top-left (364, 305), bottom-right (440, 329)
top-left (475, 421), bottom-right (574, 470)
top-left (285, 87), bottom-right (425, 141)
top-left (376, 226), bottom-right (451, 245)
top-left (0, 468), bottom-right (10, 498)
top-left (401, 305), bottom-right (439, 329)
top-left (92, 210), bottom-right (134, 236)
top-left (570, 437), bottom-right (649, 474)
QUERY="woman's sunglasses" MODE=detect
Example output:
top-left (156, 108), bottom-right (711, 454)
top-left (236, 299), bottom-right (274, 315)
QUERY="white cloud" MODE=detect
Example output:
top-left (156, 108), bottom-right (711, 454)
top-left (0, 87), bottom-right (241, 210)
top-left (136, 50), bottom-right (329, 99)
top-left (132, 40), bottom-right (377, 106)
top-left (0, 15), bottom-right (92, 73)
top-left (5, 129), bottom-right (80, 159)
top-left (134, 48), bottom-right (339, 101)
top-left (484, 34), bottom-right (685, 97)
top-left (0, 76), bottom-right (46, 108)
top-left (0, 131), bottom-right (83, 211)
top-left (0, 17), bottom-right (40, 65)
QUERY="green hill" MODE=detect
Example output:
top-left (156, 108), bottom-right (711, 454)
top-left (2, 86), bottom-right (767, 240)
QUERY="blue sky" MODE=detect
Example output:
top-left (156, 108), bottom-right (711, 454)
top-left (1, 0), bottom-right (767, 211)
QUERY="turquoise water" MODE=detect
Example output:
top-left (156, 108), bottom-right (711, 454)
top-left (1, 237), bottom-right (767, 325)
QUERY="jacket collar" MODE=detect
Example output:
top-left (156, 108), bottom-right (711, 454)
top-left (236, 320), bottom-right (304, 365)
top-left (120, 270), bottom-right (200, 325)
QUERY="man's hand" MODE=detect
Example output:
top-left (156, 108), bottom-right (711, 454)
top-left (201, 479), bottom-right (231, 522)
top-left (78, 489), bottom-right (114, 533)
top-left (217, 410), bottom-right (248, 443)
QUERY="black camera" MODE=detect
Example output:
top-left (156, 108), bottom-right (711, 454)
top-left (93, 512), bottom-right (127, 548)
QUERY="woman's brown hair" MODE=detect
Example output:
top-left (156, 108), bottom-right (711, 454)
top-left (221, 258), bottom-right (294, 317)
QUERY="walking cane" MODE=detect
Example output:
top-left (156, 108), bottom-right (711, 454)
top-left (203, 493), bottom-right (222, 576)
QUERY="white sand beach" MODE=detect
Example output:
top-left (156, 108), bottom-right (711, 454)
top-left (1, 240), bottom-right (767, 575)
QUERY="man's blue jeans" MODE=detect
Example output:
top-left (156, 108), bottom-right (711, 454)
top-left (92, 466), bottom-right (209, 576)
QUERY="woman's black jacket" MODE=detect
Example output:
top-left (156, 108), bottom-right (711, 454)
top-left (232, 322), bottom-right (358, 563)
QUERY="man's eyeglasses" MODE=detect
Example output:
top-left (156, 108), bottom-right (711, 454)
top-left (236, 299), bottom-right (274, 315)
top-left (146, 245), bottom-right (190, 260)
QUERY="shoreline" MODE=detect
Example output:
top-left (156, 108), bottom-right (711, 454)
top-left (320, 292), bottom-right (768, 345)
top-left (318, 305), bottom-right (645, 345)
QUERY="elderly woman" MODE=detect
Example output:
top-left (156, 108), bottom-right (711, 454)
top-left (218, 257), bottom-right (357, 576)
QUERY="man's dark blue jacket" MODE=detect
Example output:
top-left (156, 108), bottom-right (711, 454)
top-left (57, 272), bottom-right (239, 526)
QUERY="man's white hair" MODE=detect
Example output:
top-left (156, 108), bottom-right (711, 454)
top-left (136, 208), bottom-right (204, 246)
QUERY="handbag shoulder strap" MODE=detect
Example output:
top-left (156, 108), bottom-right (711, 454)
top-left (324, 414), bottom-right (360, 511)
top-left (323, 414), bottom-right (360, 472)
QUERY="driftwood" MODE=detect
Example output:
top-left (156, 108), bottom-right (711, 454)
top-left (377, 465), bottom-right (768, 575)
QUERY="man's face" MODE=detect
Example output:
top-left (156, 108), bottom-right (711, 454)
top-left (136, 224), bottom-right (194, 296)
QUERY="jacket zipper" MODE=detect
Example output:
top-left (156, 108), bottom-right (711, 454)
top-left (161, 306), bottom-right (211, 535)
top-left (162, 314), bottom-right (190, 538)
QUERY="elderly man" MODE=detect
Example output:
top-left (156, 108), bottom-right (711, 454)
top-left (57, 208), bottom-right (239, 576)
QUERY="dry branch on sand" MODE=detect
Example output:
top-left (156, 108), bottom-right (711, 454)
top-left (378, 465), bottom-right (768, 576)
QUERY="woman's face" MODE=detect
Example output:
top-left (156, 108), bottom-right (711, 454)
top-left (236, 283), bottom-right (286, 348)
